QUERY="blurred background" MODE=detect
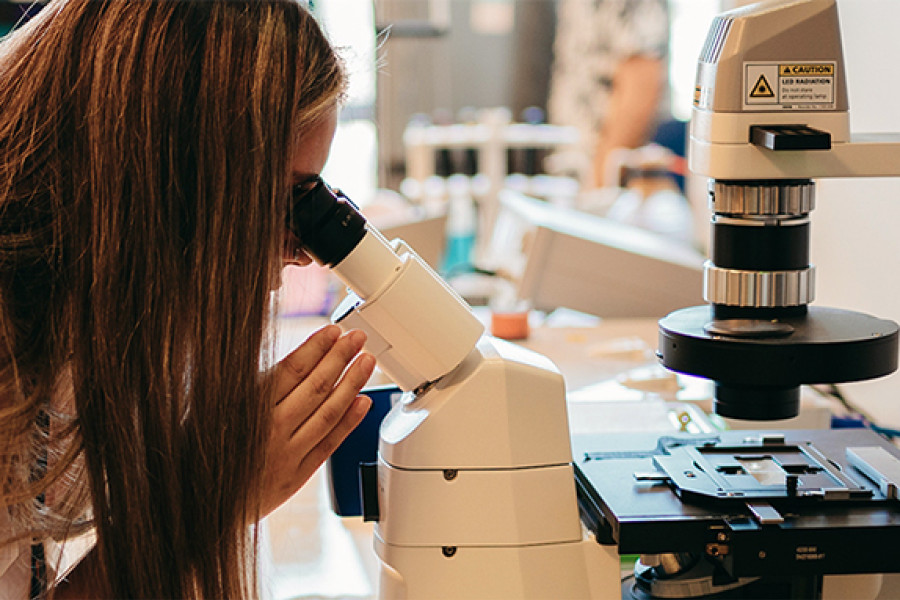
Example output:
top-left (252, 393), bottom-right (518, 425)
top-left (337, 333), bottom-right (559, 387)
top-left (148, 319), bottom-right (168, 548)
top-left (5, 0), bottom-right (899, 417)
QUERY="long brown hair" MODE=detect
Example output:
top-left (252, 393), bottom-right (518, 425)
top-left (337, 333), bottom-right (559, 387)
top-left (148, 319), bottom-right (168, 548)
top-left (0, 1), bottom-right (346, 596)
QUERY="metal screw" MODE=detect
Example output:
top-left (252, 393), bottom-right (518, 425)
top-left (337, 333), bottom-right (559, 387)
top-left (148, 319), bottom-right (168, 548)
top-left (442, 546), bottom-right (457, 558)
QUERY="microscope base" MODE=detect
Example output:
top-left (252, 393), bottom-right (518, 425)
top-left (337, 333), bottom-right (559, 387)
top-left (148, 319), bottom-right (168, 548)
top-left (371, 336), bottom-right (618, 598)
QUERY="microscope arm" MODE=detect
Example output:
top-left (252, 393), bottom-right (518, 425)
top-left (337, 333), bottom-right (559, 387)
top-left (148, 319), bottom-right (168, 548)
top-left (287, 178), bottom-right (484, 392)
top-left (330, 229), bottom-right (484, 393)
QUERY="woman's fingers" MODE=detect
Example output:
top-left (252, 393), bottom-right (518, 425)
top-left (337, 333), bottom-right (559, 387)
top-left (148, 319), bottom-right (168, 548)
top-left (288, 351), bottom-right (375, 440)
top-left (262, 349), bottom-right (375, 515)
top-left (292, 393), bottom-right (372, 488)
top-left (272, 324), bottom-right (342, 402)
top-left (274, 329), bottom-right (368, 434)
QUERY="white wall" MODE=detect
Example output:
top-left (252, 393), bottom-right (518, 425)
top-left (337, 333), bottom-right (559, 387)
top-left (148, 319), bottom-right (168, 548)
top-left (812, 0), bottom-right (900, 425)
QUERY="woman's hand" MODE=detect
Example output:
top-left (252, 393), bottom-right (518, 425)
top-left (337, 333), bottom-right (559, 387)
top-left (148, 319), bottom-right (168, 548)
top-left (262, 324), bottom-right (375, 516)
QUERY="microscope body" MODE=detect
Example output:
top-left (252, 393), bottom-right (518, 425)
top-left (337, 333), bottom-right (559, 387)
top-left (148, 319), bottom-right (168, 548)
top-left (659, 0), bottom-right (900, 421)
top-left (372, 336), bottom-right (618, 599)
top-left (329, 234), bottom-right (618, 599)
top-left (289, 179), bottom-right (620, 597)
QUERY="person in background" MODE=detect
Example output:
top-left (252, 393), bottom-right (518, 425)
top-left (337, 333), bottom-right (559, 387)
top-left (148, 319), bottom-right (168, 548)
top-left (548, 0), bottom-right (671, 189)
top-left (0, 1), bottom-right (374, 598)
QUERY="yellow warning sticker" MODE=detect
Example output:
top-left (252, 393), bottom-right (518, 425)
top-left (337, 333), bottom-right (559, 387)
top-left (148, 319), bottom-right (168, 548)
top-left (744, 61), bottom-right (836, 111)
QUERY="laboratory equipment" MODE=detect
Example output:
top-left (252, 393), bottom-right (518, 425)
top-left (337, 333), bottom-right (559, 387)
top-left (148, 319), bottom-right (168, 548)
top-left (485, 190), bottom-right (704, 319)
top-left (574, 428), bottom-right (900, 599)
top-left (572, 1), bottom-right (900, 598)
top-left (292, 174), bottom-right (900, 600)
top-left (291, 2), bottom-right (900, 597)
top-left (288, 178), bottom-right (617, 598)
top-left (658, 0), bottom-right (900, 421)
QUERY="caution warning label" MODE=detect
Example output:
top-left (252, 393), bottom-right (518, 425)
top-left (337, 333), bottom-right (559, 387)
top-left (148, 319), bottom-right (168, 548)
top-left (744, 61), bottom-right (836, 111)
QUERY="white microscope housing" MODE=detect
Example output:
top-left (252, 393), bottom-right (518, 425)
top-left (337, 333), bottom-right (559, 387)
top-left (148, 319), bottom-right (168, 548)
top-left (690, 0), bottom-right (900, 180)
top-left (288, 179), bottom-right (618, 599)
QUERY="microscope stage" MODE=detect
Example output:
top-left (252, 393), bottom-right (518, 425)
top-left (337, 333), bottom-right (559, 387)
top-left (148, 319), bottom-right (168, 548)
top-left (574, 428), bottom-right (900, 578)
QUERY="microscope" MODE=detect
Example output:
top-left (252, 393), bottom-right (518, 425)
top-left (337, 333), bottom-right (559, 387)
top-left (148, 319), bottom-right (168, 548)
top-left (289, 178), bottom-right (617, 598)
top-left (292, 1), bottom-right (900, 598)
top-left (575, 0), bottom-right (900, 598)
top-left (658, 0), bottom-right (900, 421)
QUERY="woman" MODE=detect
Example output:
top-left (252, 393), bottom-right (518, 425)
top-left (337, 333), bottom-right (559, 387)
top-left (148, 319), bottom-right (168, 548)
top-left (0, 1), bottom-right (374, 597)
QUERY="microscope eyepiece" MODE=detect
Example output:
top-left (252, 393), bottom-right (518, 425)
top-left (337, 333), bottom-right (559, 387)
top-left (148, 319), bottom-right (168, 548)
top-left (287, 177), bottom-right (367, 267)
